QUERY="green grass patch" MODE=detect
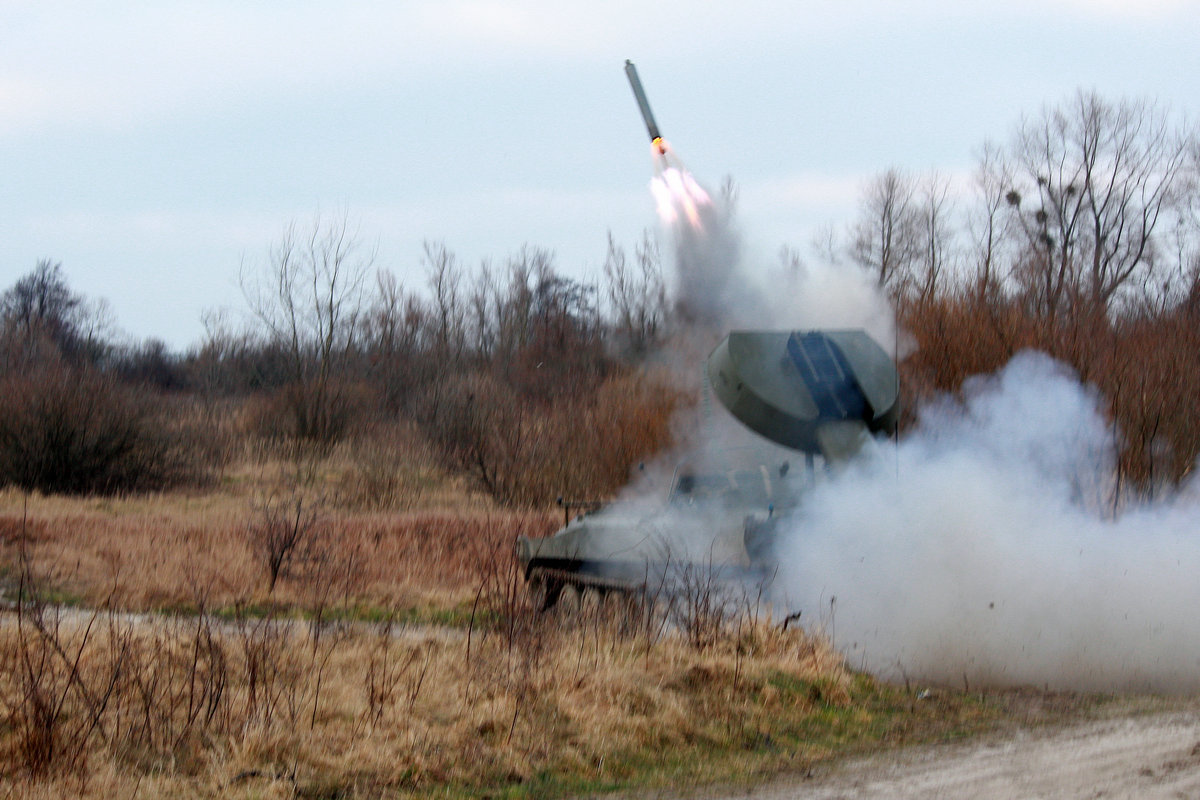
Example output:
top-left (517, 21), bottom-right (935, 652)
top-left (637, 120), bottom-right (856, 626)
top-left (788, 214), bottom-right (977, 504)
top-left (0, 577), bottom-right (87, 610)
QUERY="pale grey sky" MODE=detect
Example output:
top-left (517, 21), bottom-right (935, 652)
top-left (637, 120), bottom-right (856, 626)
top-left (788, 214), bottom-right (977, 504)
top-left (2, 0), bottom-right (1196, 348)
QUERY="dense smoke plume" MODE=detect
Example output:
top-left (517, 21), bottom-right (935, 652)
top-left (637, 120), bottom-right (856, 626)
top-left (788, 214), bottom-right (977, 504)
top-left (773, 353), bottom-right (1200, 692)
top-left (655, 168), bottom-right (747, 328)
top-left (647, 147), bottom-right (1200, 694)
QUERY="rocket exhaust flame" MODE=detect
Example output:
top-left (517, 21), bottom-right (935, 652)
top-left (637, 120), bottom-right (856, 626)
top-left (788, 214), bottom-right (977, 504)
top-left (653, 163), bottom-right (710, 230)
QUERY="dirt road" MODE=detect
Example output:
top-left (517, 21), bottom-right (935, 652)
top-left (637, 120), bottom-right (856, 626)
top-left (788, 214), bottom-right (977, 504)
top-left (729, 712), bottom-right (1200, 800)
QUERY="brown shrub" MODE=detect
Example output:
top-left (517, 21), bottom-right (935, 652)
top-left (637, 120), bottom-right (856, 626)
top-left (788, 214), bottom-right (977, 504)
top-left (333, 420), bottom-right (444, 511)
top-left (237, 379), bottom-right (377, 448)
top-left (0, 359), bottom-right (203, 495)
top-left (899, 290), bottom-right (1200, 497)
top-left (425, 368), bottom-right (686, 507)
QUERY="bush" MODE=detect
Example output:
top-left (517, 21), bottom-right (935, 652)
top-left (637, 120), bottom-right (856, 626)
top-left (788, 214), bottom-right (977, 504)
top-left (334, 420), bottom-right (444, 511)
top-left (239, 379), bottom-right (376, 449)
top-left (897, 290), bottom-right (1200, 497)
top-left (0, 359), bottom-right (199, 494)
top-left (424, 368), bottom-right (685, 507)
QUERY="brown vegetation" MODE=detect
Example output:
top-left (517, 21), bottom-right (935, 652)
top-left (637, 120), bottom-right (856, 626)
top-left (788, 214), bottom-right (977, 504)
top-left (0, 485), bottom-right (556, 614)
top-left (897, 286), bottom-right (1200, 498)
top-left (0, 88), bottom-right (1198, 797)
top-left (0, 590), bottom-right (859, 798)
top-left (0, 483), bottom-right (900, 799)
top-left (851, 91), bottom-right (1200, 499)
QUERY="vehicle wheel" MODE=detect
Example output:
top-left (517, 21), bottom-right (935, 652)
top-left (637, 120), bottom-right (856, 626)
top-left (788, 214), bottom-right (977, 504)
top-left (558, 584), bottom-right (582, 613)
top-left (529, 572), bottom-right (563, 611)
top-left (581, 586), bottom-right (602, 610)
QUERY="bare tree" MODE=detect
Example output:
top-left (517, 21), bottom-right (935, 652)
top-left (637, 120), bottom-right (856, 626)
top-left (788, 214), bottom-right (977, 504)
top-left (914, 171), bottom-right (956, 301)
top-left (966, 140), bottom-right (1017, 300)
top-left (467, 260), bottom-right (498, 362)
top-left (1, 261), bottom-right (82, 339)
top-left (809, 223), bottom-right (846, 268)
top-left (493, 247), bottom-right (541, 370)
top-left (1004, 91), bottom-right (1193, 317)
top-left (603, 231), bottom-right (669, 358)
top-left (364, 269), bottom-right (427, 414)
top-left (851, 168), bottom-right (921, 294)
top-left (490, 246), bottom-right (603, 398)
top-left (0, 261), bottom-right (111, 367)
top-left (246, 476), bottom-right (326, 594)
top-left (241, 212), bottom-right (374, 443)
top-left (423, 240), bottom-right (466, 365)
top-left (1169, 138), bottom-right (1200, 315)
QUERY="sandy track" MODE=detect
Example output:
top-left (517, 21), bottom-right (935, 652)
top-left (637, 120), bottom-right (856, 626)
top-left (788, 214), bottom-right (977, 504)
top-left (733, 712), bottom-right (1200, 800)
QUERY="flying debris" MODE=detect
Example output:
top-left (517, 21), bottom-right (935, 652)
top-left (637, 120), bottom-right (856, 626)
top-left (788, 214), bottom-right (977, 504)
top-left (624, 60), bottom-right (667, 156)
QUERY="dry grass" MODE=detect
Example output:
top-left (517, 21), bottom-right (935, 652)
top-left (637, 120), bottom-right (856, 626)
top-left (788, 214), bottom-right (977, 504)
top-left (0, 587), bottom-right (860, 799)
top-left (0, 449), bottom-right (1100, 799)
top-left (0, 485), bottom-right (556, 616)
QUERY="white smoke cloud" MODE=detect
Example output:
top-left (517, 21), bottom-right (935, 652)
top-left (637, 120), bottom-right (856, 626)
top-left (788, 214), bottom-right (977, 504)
top-left (652, 164), bottom-right (748, 330)
top-left (773, 352), bottom-right (1200, 692)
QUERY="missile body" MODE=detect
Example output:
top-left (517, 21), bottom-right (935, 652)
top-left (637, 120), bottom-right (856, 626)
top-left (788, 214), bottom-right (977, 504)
top-left (624, 60), bottom-right (666, 154)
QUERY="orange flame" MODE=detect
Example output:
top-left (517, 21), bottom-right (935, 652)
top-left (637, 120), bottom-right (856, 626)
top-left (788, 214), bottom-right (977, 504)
top-left (651, 165), bottom-right (711, 230)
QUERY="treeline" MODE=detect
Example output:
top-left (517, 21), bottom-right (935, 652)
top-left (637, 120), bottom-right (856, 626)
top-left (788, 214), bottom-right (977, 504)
top-left (839, 91), bottom-right (1200, 497)
top-left (3, 89), bottom-right (1199, 503)
top-left (0, 262), bottom-right (205, 494)
top-left (0, 232), bottom-right (682, 504)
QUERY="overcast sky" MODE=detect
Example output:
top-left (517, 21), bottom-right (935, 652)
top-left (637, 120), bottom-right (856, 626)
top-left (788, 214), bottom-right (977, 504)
top-left (2, 0), bottom-right (1197, 349)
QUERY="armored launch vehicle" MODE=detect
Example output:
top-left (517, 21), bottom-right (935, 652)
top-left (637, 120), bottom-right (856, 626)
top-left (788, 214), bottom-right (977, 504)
top-left (516, 329), bottom-right (899, 606)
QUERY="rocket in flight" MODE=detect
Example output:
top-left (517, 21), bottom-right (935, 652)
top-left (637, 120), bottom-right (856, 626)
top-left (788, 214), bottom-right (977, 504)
top-left (624, 60), bottom-right (668, 157)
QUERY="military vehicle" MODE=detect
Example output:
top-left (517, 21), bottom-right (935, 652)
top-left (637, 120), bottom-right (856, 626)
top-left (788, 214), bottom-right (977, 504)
top-left (516, 329), bottom-right (899, 607)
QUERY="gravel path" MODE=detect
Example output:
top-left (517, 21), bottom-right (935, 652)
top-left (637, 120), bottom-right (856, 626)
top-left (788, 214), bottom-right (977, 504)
top-left (728, 712), bottom-right (1200, 800)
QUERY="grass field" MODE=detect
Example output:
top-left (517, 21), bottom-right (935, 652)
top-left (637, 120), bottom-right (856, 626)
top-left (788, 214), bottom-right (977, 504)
top-left (0, 475), bottom-right (1134, 799)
